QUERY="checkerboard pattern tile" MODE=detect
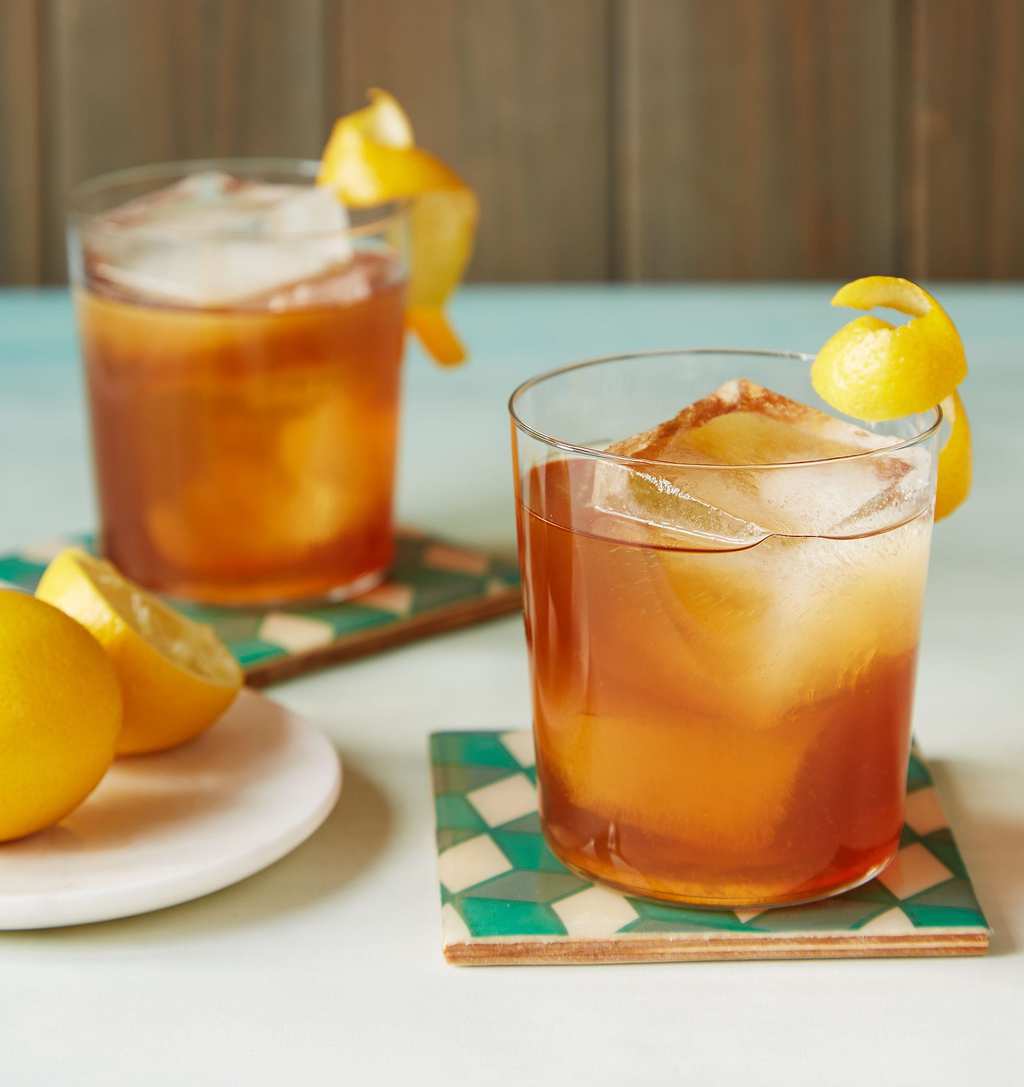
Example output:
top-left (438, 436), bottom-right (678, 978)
top-left (431, 731), bottom-right (990, 965)
top-left (0, 532), bottom-right (520, 683)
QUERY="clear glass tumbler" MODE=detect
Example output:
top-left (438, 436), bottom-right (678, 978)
top-left (68, 159), bottom-right (408, 605)
top-left (510, 349), bottom-right (941, 908)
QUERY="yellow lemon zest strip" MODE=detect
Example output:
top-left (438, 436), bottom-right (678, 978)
top-left (318, 90), bottom-right (478, 365)
top-left (812, 276), bottom-right (971, 519)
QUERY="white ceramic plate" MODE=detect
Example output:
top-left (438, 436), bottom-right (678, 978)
top-left (0, 689), bottom-right (341, 929)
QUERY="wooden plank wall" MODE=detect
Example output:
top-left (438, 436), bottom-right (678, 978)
top-left (904, 0), bottom-right (1024, 278)
top-left (616, 0), bottom-right (899, 279)
top-left (0, 0), bottom-right (42, 283)
top-left (1, 0), bottom-right (1022, 284)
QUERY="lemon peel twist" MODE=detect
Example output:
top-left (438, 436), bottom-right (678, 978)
top-left (318, 89), bottom-right (478, 366)
top-left (812, 276), bottom-right (971, 520)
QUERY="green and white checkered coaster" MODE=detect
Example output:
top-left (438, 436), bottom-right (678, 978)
top-left (431, 731), bottom-right (990, 965)
top-left (0, 531), bottom-right (520, 685)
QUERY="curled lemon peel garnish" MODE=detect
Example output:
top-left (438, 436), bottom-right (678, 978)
top-left (935, 390), bottom-right (972, 521)
top-left (812, 276), bottom-right (971, 520)
top-left (318, 89), bottom-right (478, 366)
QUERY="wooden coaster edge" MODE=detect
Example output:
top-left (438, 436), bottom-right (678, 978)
top-left (444, 931), bottom-right (990, 966)
top-left (245, 588), bottom-right (522, 687)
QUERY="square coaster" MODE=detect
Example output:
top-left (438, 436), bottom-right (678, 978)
top-left (430, 731), bottom-right (990, 965)
top-left (0, 531), bottom-right (520, 686)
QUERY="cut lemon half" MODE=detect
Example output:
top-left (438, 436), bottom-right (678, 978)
top-left (36, 549), bottom-right (243, 756)
top-left (318, 89), bottom-right (478, 366)
top-left (813, 276), bottom-right (971, 520)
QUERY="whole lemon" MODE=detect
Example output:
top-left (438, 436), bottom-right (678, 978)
top-left (0, 590), bottom-right (122, 841)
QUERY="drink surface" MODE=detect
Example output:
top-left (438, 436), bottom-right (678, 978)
top-left (75, 174), bottom-right (407, 605)
top-left (516, 381), bottom-right (933, 907)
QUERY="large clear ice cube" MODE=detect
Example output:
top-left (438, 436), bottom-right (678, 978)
top-left (85, 173), bottom-right (356, 308)
top-left (593, 378), bottom-right (932, 540)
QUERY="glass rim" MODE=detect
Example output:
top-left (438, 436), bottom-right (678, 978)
top-left (68, 157), bottom-right (407, 241)
top-left (508, 347), bottom-right (944, 471)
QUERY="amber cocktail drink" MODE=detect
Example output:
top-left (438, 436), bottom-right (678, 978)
top-left (69, 161), bottom-right (407, 605)
top-left (510, 351), bottom-right (941, 908)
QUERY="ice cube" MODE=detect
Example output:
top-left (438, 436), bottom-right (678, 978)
top-left (264, 186), bottom-right (348, 237)
top-left (86, 174), bottom-right (355, 308)
top-left (593, 379), bottom-right (931, 539)
top-left (177, 171), bottom-right (236, 200)
top-left (591, 459), bottom-right (768, 549)
top-left (101, 172), bottom-right (262, 238)
top-left (610, 378), bottom-right (892, 464)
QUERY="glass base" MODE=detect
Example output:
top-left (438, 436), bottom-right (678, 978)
top-left (161, 565), bottom-right (389, 609)
top-left (545, 831), bottom-right (899, 911)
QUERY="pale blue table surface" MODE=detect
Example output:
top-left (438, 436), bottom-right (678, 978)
top-left (0, 284), bottom-right (1021, 1086)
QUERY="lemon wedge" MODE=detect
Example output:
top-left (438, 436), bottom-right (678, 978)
top-left (813, 276), bottom-right (971, 520)
top-left (318, 89), bottom-right (478, 366)
top-left (36, 549), bottom-right (242, 755)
